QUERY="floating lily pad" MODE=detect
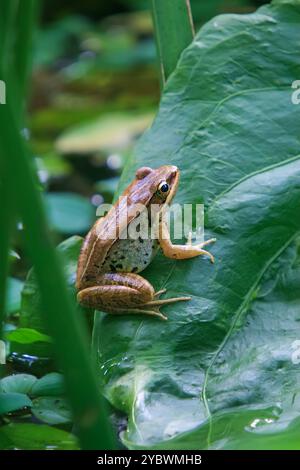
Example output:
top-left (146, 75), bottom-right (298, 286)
top-left (0, 374), bottom-right (37, 395)
top-left (32, 397), bottom-right (72, 425)
top-left (0, 393), bottom-right (32, 415)
top-left (30, 373), bottom-right (65, 398)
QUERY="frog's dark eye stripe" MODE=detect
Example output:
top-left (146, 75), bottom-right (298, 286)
top-left (158, 181), bottom-right (169, 193)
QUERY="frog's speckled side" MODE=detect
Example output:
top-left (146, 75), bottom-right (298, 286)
top-left (101, 236), bottom-right (159, 274)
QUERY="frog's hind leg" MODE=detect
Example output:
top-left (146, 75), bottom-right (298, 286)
top-left (77, 272), bottom-right (190, 320)
top-left (77, 272), bottom-right (168, 320)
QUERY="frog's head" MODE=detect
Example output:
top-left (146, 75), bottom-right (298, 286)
top-left (135, 165), bottom-right (179, 206)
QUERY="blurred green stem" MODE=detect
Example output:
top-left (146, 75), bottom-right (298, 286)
top-left (12, 0), bottom-right (39, 124)
top-left (0, 0), bottom-right (18, 74)
top-left (151, 0), bottom-right (194, 88)
top-left (0, 163), bottom-right (12, 363)
top-left (13, 0), bottom-right (38, 97)
top-left (0, 102), bottom-right (116, 449)
top-left (0, 1), bottom-right (116, 448)
top-left (0, 0), bottom-right (18, 372)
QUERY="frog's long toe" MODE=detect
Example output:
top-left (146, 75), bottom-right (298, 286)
top-left (154, 288), bottom-right (167, 297)
top-left (138, 292), bottom-right (191, 321)
top-left (146, 296), bottom-right (191, 307)
top-left (126, 307), bottom-right (168, 321)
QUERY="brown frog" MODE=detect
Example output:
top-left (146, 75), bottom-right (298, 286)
top-left (76, 165), bottom-right (215, 320)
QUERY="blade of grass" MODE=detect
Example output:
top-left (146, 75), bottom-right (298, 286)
top-left (0, 0), bottom-right (18, 74)
top-left (0, 101), bottom-right (116, 449)
top-left (151, 0), bottom-right (194, 87)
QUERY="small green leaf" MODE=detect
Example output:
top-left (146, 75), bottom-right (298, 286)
top-left (5, 328), bottom-right (52, 344)
top-left (44, 192), bottom-right (95, 235)
top-left (0, 393), bottom-right (32, 415)
top-left (32, 397), bottom-right (72, 425)
top-left (30, 373), bottom-right (65, 398)
top-left (0, 423), bottom-right (79, 450)
top-left (0, 374), bottom-right (37, 394)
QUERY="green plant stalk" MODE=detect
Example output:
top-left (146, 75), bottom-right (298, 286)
top-left (9, 0), bottom-right (39, 125)
top-left (151, 0), bottom-right (194, 87)
top-left (0, 163), bottom-right (12, 368)
top-left (0, 102), bottom-right (116, 449)
top-left (0, 0), bottom-right (19, 371)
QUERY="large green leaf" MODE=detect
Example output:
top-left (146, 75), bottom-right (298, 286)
top-left (92, 0), bottom-right (300, 449)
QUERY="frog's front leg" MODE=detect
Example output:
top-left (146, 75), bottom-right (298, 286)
top-left (77, 272), bottom-right (189, 321)
top-left (159, 219), bottom-right (216, 263)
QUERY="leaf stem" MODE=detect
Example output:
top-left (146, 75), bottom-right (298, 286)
top-left (151, 0), bottom-right (194, 88)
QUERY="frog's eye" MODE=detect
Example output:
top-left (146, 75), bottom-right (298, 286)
top-left (158, 181), bottom-right (170, 194)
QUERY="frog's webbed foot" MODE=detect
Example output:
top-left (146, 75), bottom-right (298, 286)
top-left (185, 232), bottom-right (216, 263)
top-left (159, 220), bottom-right (216, 263)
